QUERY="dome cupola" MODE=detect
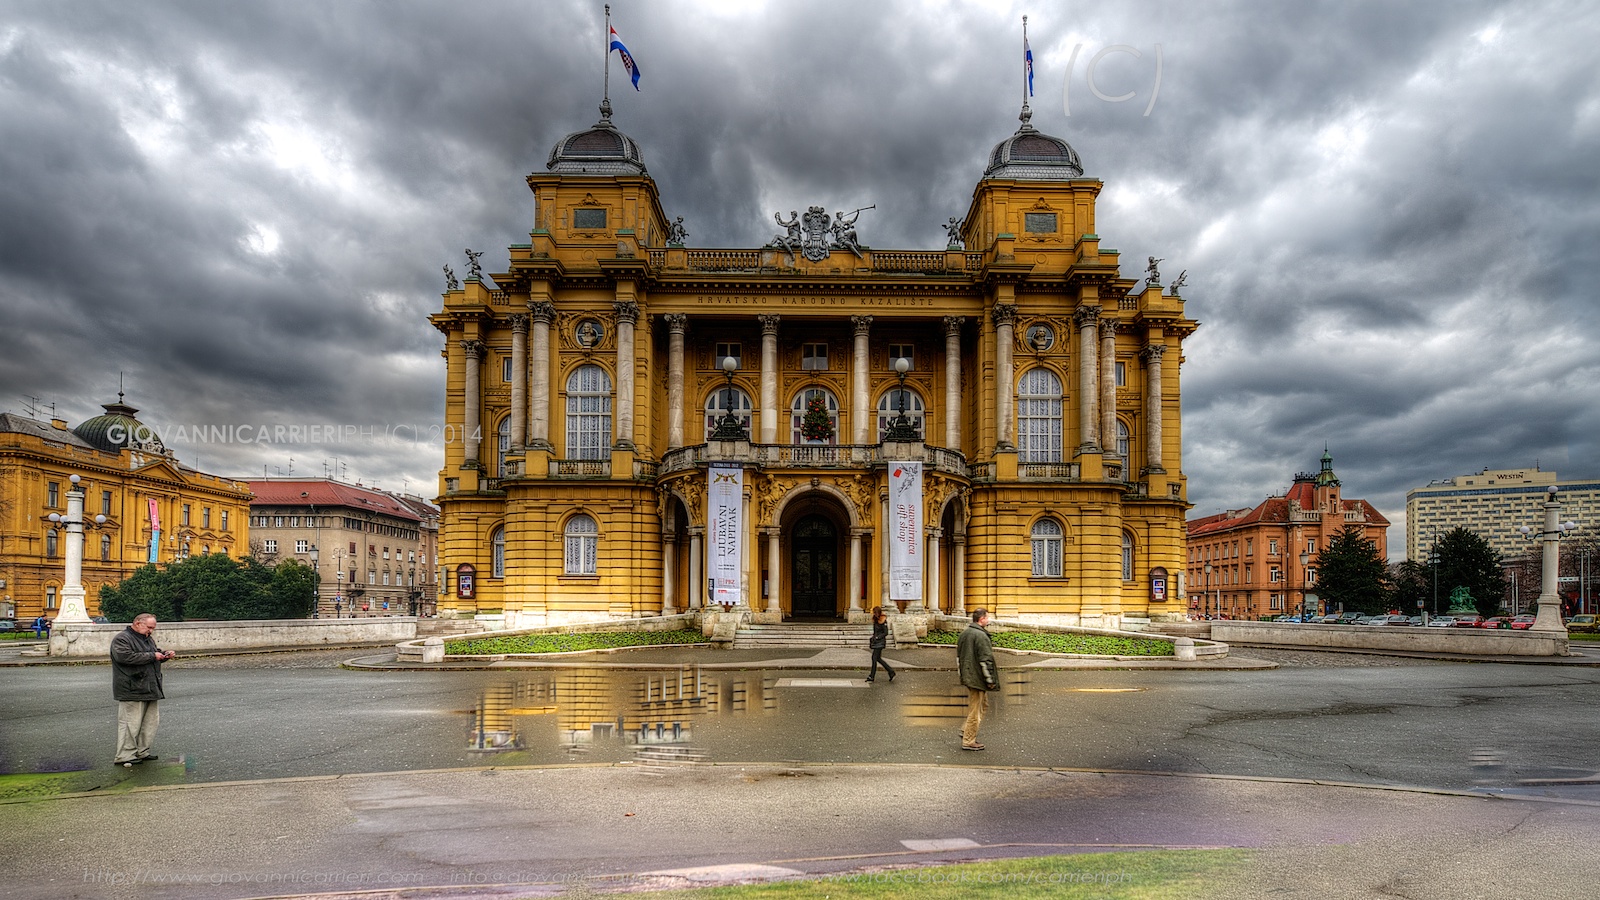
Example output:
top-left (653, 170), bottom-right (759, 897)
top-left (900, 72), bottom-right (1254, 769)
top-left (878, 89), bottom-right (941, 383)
top-left (546, 100), bottom-right (648, 176)
top-left (72, 394), bottom-right (167, 454)
top-left (983, 105), bottom-right (1083, 181)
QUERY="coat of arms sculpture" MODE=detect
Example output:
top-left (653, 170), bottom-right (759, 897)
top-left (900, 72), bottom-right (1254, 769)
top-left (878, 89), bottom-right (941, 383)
top-left (768, 205), bottom-right (874, 262)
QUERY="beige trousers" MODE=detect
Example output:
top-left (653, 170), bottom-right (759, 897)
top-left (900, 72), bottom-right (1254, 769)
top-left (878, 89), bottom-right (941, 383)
top-left (962, 688), bottom-right (988, 745)
top-left (115, 700), bottom-right (160, 763)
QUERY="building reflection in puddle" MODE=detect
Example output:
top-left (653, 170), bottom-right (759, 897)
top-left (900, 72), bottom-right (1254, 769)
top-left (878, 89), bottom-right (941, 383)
top-left (469, 667), bottom-right (1029, 753)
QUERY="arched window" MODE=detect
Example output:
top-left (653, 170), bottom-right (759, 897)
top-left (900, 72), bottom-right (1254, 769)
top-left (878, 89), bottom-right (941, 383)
top-left (790, 388), bottom-right (840, 444)
top-left (101, 533), bottom-right (111, 561)
top-left (565, 365), bottom-right (612, 460)
top-left (1017, 368), bottom-right (1063, 463)
top-left (564, 514), bottom-right (598, 575)
top-left (704, 387), bottom-right (754, 439)
top-left (1116, 420), bottom-right (1131, 460)
top-left (496, 417), bottom-right (513, 476)
top-left (1031, 518), bottom-right (1063, 577)
top-left (1122, 532), bottom-right (1135, 581)
top-left (876, 387), bottom-right (926, 441)
top-left (491, 527), bottom-right (505, 579)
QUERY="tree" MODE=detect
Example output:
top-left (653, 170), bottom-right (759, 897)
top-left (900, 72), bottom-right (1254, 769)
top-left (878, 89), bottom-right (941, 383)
top-left (800, 394), bottom-right (834, 442)
top-left (1389, 559), bottom-right (1430, 614)
top-left (99, 564), bottom-right (178, 622)
top-left (1315, 525), bottom-right (1391, 614)
top-left (266, 560), bottom-right (317, 618)
top-left (1431, 527), bottom-right (1505, 617)
top-left (95, 554), bottom-right (316, 621)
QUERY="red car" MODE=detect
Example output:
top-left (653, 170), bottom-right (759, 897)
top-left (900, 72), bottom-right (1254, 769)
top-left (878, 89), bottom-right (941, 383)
top-left (1480, 617), bottom-right (1512, 629)
top-left (1452, 615), bottom-right (1485, 627)
top-left (1509, 615), bottom-right (1536, 630)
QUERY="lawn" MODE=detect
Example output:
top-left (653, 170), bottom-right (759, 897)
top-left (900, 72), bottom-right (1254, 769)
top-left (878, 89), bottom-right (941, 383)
top-left (444, 628), bottom-right (709, 655)
top-left (921, 630), bottom-right (1175, 656)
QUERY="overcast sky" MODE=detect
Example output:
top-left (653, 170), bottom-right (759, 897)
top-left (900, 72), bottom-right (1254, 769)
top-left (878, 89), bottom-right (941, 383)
top-left (3, 0), bottom-right (1596, 556)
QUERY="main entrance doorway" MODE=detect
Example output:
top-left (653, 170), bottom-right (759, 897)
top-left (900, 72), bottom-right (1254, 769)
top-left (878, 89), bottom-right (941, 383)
top-left (790, 514), bottom-right (838, 618)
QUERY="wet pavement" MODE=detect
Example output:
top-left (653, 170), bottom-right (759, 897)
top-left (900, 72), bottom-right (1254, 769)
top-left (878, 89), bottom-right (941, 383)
top-left (5, 645), bottom-right (1600, 898)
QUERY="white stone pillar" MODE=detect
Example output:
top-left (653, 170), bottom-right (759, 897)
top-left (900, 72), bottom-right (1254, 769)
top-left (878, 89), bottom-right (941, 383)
top-left (1142, 343), bottom-right (1166, 473)
top-left (688, 528), bottom-right (703, 609)
top-left (1100, 318), bottom-right (1117, 455)
top-left (759, 314), bottom-right (780, 444)
top-left (1076, 305), bottom-right (1101, 453)
top-left (662, 534), bottom-right (677, 615)
top-left (952, 534), bottom-right (967, 616)
top-left (614, 301), bottom-right (639, 450)
top-left (665, 313), bottom-right (687, 449)
top-left (529, 302), bottom-right (554, 450)
top-left (765, 528), bottom-right (782, 615)
top-left (509, 314), bottom-right (528, 448)
top-left (851, 314), bottom-right (872, 445)
top-left (54, 482), bottom-right (91, 623)
top-left (850, 527), bottom-right (865, 615)
top-left (928, 528), bottom-right (942, 614)
top-left (943, 316), bottom-right (963, 451)
top-left (462, 340), bottom-right (485, 466)
top-left (992, 305), bottom-right (1016, 449)
top-left (1533, 488), bottom-right (1565, 631)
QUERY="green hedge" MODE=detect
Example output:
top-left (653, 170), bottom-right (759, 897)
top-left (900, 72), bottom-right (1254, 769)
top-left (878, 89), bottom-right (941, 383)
top-left (445, 628), bottom-right (708, 655)
top-left (922, 629), bottom-right (1174, 657)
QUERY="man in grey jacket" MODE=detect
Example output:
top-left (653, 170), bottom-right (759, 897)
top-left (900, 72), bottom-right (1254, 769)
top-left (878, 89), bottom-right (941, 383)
top-left (957, 608), bottom-right (999, 750)
top-left (111, 613), bottom-right (174, 767)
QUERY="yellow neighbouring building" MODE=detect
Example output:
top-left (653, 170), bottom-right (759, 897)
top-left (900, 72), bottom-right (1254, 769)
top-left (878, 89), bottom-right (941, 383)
top-left (430, 98), bottom-right (1198, 630)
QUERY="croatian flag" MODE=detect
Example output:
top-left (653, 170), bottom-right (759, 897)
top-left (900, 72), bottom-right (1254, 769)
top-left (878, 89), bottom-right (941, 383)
top-left (1024, 35), bottom-right (1034, 97)
top-left (610, 26), bottom-right (642, 90)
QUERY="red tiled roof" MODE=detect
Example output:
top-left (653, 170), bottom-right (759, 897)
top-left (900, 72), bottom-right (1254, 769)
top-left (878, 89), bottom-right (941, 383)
top-left (247, 480), bottom-right (421, 523)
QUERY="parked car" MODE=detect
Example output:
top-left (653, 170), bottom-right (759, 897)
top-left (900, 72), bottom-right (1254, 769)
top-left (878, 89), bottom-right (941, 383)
top-left (1316, 614), bottom-right (1343, 624)
top-left (1481, 617), bottom-right (1513, 629)
top-left (1337, 612), bottom-right (1364, 624)
top-left (1566, 614), bottom-right (1598, 634)
top-left (90, 616), bottom-right (108, 624)
top-left (1376, 614), bottom-right (1411, 626)
top-left (1510, 615), bottom-right (1536, 630)
top-left (1406, 616), bottom-right (1425, 627)
top-left (0, 619), bottom-right (16, 633)
top-left (1426, 616), bottom-right (1458, 627)
top-left (1452, 615), bottom-right (1485, 627)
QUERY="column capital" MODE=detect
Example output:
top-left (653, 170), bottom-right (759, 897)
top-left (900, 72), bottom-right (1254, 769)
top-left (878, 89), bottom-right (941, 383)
top-left (758, 313), bottom-right (781, 334)
top-left (529, 301), bottom-right (556, 323)
top-left (508, 313), bottom-right (529, 334)
top-left (664, 312), bottom-right (689, 334)
top-left (613, 301), bottom-right (640, 325)
top-left (942, 315), bottom-right (966, 336)
top-left (460, 340), bottom-right (486, 360)
top-left (1074, 305), bottom-right (1102, 327)
top-left (991, 304), bottom-right (1016, 327)
top-left (1141, 343), bottom-right (1167, 363)
top-left (851, 313), bottom-right (873, 334)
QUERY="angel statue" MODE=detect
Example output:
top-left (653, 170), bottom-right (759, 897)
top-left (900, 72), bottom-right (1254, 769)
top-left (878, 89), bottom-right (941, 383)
top-left (831, 209), bottom-right (865, 258)
top-left (1169, 270), bottom-right (1188, 295)
top-left (1145, 256), bottom-right (1163, 285)
top-left (943, 216), bottom-right (964, 248)
top-left (667, 216), bottom-right (689, 245)
top-left (443, 265), bottom-right (460, 291)
top-left (465, 248), bottom-right (485, 280)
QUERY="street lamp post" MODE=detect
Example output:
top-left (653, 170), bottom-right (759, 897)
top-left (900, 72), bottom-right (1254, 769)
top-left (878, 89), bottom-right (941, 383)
top-left (708, 355), bottom-right (749, 441)
top-left (1518, 485), bottom-right (1577, 632)
top-left (1299, 550), bottom-right (1312, 619)
top-left (1203, 563), bottom-right (1212, 619)
top-left (46, 474), bottom-right (105, 624)
top-left (1429, 545), bottom-right (1440, 617)
top-left (309, 544), bottom-right (320, 618)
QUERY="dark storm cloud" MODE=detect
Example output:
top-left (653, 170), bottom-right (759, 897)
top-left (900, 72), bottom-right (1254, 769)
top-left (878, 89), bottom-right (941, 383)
top-left (2, 0), bottom-right (1597, 550)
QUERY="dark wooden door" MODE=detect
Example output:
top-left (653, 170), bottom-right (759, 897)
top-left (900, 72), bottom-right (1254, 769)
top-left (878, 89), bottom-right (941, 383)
top-left (790, 515), bottom-right (838, 618)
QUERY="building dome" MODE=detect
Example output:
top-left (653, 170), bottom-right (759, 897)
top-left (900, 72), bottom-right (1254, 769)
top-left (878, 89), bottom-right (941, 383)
top-left (73, 396), bottom-right (167, 455)
top-left (547, 102), bottom-right (648, 176)
top-left (983, 106), bottom-right (1084, 180)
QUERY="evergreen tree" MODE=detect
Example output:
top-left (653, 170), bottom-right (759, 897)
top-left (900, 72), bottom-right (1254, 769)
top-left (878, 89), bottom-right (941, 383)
top-left (1315, 524), bottom-right (1391, 614)
top-left (1431, 527), bottom-right (1506, 617)
top-left (800, 394), bottom-right (834, 442)
top-left (98, 564), bottom-right (178, 622)
top-left (1389, 559), bottom-right (1432, 615)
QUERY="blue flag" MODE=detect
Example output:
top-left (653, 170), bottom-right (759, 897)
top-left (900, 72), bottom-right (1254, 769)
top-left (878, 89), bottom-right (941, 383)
top-left (1024, 35), bottom-right (1034, 97)
top-left (610, 25), bottom-right (642, 90)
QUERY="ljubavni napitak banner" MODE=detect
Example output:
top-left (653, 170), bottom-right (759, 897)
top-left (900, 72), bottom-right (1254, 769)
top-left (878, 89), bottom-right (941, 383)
top-left (889, 461), bottom-right (923, 601)
top-left (707, 465), bottom-right (743, 606)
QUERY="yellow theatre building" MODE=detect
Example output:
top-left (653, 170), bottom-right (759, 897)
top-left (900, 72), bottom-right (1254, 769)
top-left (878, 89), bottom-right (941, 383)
top-left (431, 98), bottom-right (1197, 630)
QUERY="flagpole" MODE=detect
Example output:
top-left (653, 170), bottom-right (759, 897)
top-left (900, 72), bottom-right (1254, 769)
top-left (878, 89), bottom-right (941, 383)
top-left (603, 4), bottom-right (611, 111)
top-left (1021, 15), bottom-right (1030, 114)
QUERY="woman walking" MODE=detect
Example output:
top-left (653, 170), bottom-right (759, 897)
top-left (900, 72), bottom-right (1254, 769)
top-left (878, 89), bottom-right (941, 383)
top-left (866, 607), bottom-right (896, 682)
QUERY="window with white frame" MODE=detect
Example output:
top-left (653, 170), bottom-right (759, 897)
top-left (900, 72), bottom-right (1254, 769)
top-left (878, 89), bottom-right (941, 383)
top-left (1116, 420), bottom-right (1131, 459)
top-left (1031, 519), bottom-right (1063, 577)
top-left (1017, 368), bottom-right (1063, 463)
top-left (1269, 539), bottom-right (1279, 555)
top-left (1270, 567), bottom-right (1281, 583)
top-left (46, 586), bottom-right (56, 609)
top-left (497, 417), bottom-right (512, 476)
top-left (801, 343), bottom-right (828, 370)
top-left (491, 528), bottom-right (505, 578)
top-left (203, 507), bottom-right (211, 528)
top-left (790, 388), bottom-right (839, 444)
top-left (296, 540), bottom-right (309, 554)
top-left (221, 510), bottom-right (229, 531)
top-left (46, 529), bottom-right (58, 558)
top-left (1121, 532), bottom-right (1134, 581)
top-left (565, 365), bottom-right (613, 460)
top-left (1115, 361), bottom-right (1126, 387)
top-left (876, 386), bottom-right (926, 440)
top-left (265, 539), bottom-right (277, 554)
top-left (502, 356), bottom-right (514, 382)
top-left (383, 570), bottom-right (390, 585)
top-left (704, 386), bottom-right (754, 438)
top-left (564, 514), bottom-right (598, 575)
top-left (47, 481), bottom-right (59, 507)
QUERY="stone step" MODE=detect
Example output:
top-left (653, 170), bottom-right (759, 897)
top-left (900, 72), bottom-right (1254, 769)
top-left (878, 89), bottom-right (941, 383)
top-left (731, 624), bottom-right (886, 650)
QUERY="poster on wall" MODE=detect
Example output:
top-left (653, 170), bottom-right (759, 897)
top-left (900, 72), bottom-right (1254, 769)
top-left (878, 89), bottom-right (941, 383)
top-left (148, 498), bottom-right (161, 563)
top-left (707, 464), bottom-right (743, 606)
top-left (889, 461), bottom-right (923, 601)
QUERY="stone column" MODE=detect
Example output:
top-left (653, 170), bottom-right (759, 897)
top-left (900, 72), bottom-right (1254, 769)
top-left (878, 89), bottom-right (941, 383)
top-left (1075, 305), bottom-right (1101, 453)
top-left (992, 305), bottom-right (1016, 449)
top-left (927, 528), bottom-right (942, 615)
top-left (879, 490), bottom-right (891, 608)
top-left (759, 314), bottom-right (780, 444)
top-left (509, 314), bottom-right (528, 448)
top-left (529, 302), bottom-right (555, 450)
top-left (665, 314), bottom-right (688, 449)
top-left (688, 527), bottom-right (703, 609)
top-left (662, 533), bottom-right (677, 615)
top-left (952, 534), bottom-right (967, 616)
top-left (1142, 343), bottom-right (1166, 473)
top-left (850, 527), bottom-right (866, 615)
top-left (943, 316), bottom-right (963, 451)
top-left (1100, 318), bottom-right (1117, 455)
top-left (614, 301), bottom-right (639, 450)
top-left (851, 314), bottom-right (873, 444)
top-left (765, 528), bottom-right (782, 615)
top-left (461, 340), bottom-right (485, 466)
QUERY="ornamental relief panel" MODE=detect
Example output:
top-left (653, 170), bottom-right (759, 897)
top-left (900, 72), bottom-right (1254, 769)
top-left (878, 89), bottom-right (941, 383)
top-left (1017, 315), bottom-right (1072, 354)
top-left (556, 311), bottom-right (615, 353)
top-left (840, 473), bottom-right (877, 522)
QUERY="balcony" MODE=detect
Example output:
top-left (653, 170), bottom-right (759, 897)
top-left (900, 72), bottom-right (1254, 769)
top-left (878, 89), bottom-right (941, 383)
top-left (657, 443), bottom-right (969, 478)
top-left (549, 459), bottom-right (611, 478)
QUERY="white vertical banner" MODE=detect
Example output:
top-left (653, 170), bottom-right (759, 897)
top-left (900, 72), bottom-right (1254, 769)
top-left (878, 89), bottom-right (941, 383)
top-left (889, 461), bottom-right (923, 601)
top-left (707, 464), bottom-right (744, 606)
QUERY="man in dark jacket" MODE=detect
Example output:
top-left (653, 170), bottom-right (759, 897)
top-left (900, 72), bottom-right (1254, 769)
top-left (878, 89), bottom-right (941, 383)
top-left (957, 608), bottom-right (999, 750)
top-left (111, 613), bottom-right (174, 767)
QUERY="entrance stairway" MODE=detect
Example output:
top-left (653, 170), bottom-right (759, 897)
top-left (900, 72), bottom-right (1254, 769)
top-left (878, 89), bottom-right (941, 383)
top-left (732, 623), bottom-right (886, 650)
top-left (416, 618), bottom-right (490, 637)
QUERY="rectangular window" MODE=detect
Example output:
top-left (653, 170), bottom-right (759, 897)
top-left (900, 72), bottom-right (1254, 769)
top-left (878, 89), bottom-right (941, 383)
top-left (383, 571), bottom-right (391, 586)
top-left (1270, 567), bottom-right (1281, 583)
top-left (1307, 539), bottom-right (1317, 554)
top-left (1024, 212), bottom-right (1057, 233)
top-left (564, 533), bottom-right (598, 575)
top-left (46, 586), bottom-right (56, 610)
top-left (290, 516), bottom-right (300, 528)
top-left (1245, 538), bottom-right (1253, 557)
top-left (802, 343), bottom-right (828, 370)
top-left (1115, 361), bottom-right (1126, 387)
top-left (572, 207), bottom-right (607, 230)
top-left (888, 344), bottom-right (914, 368)
top-left (203, 508), bottom-right (211, 528)
top-left (182, 504), bottom-right (191, 526)
top-left (368, 569), bottom-right (376, 585)
top-left (102, 490), bottom-right (113, 516)
top-left (503, 356), bottom-right (514, 382)
top-left (265, 539), bottom-right (278, 554)
top-left (295, 540), bottom-right (309, 554)
top-left (383, 547), bottom-right (390, 560)
top-left (1269, 539), bottom-right (1279, 555)
top-left (715, 342), bottom-right (741, 369)
top-left (274, 516), bottom-right (284, 528)
top-left (47, 481), bottom-right (59, 508)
